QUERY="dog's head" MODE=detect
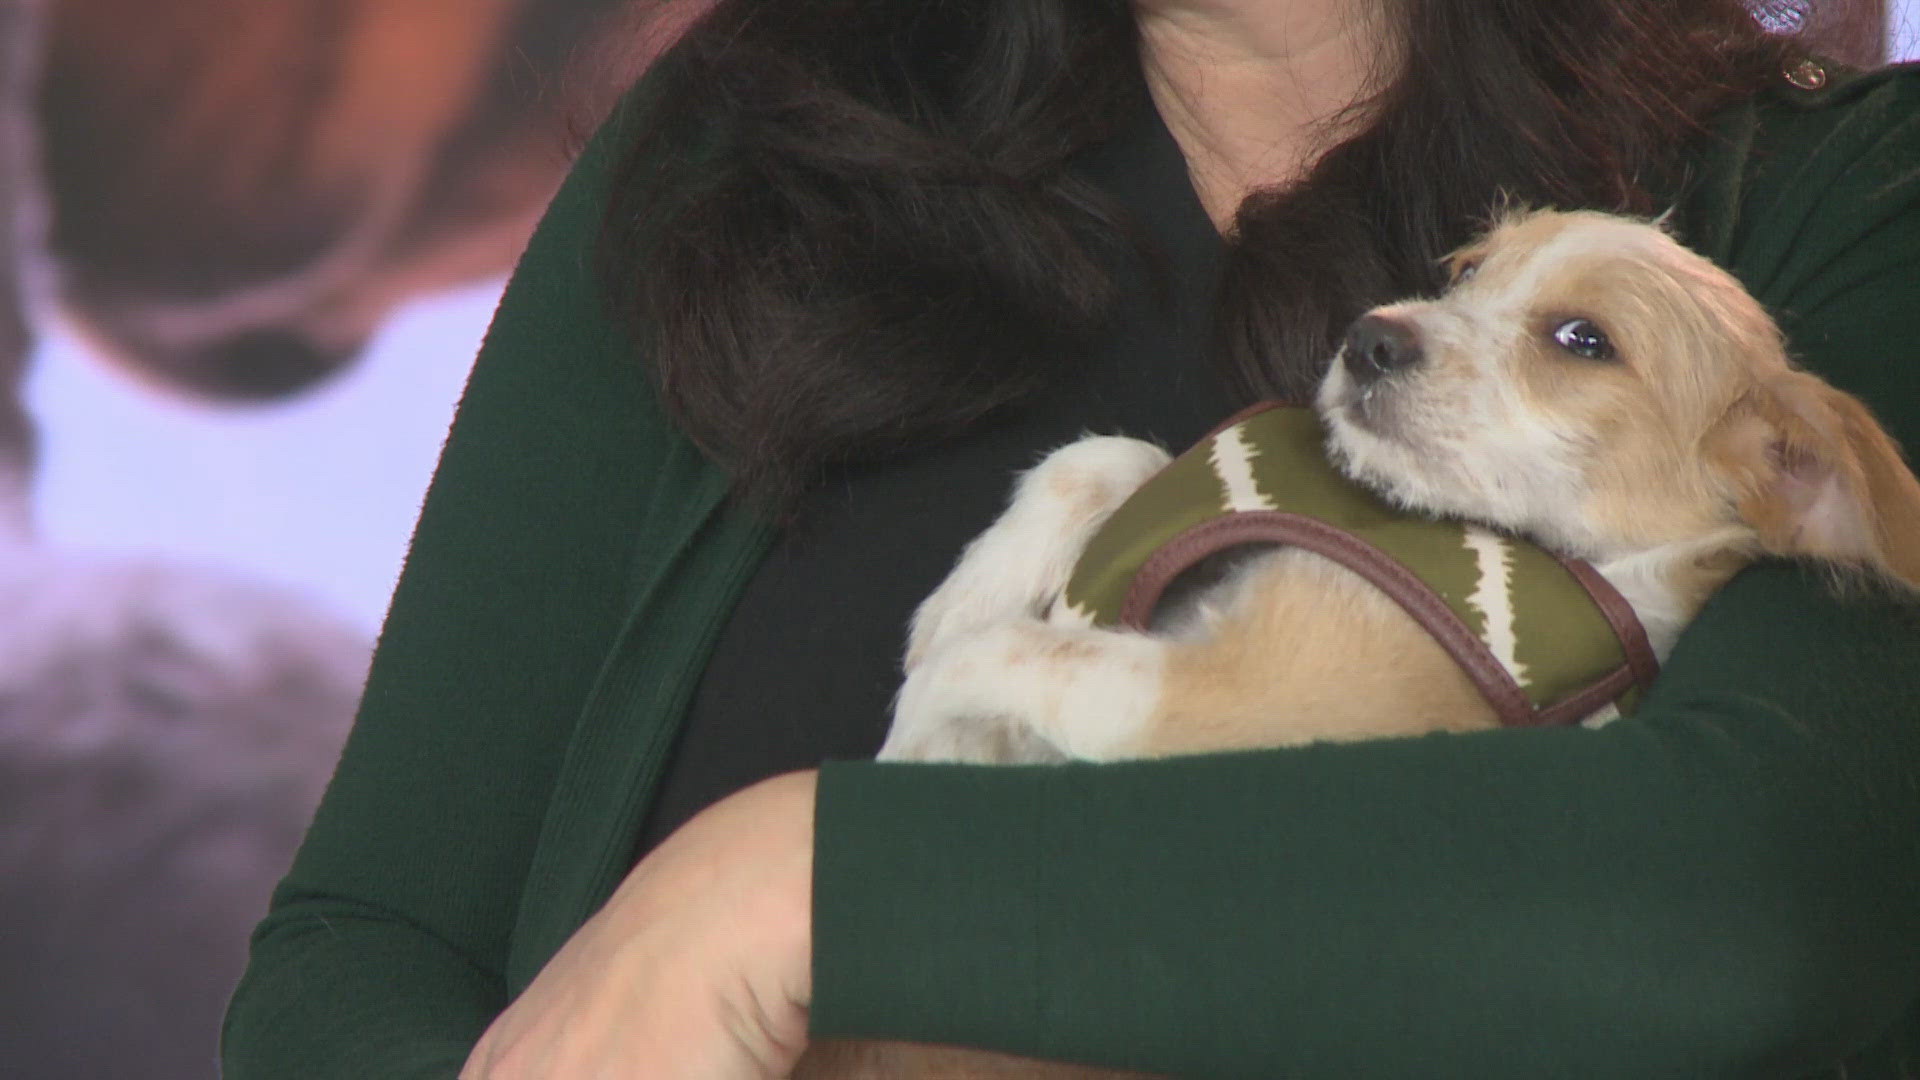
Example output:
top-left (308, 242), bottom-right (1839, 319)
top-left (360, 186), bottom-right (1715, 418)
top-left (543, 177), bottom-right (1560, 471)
top-left (37, 0), bottom-right (627, 401)
top-left (1318, 208), bottom-right (1920, 591)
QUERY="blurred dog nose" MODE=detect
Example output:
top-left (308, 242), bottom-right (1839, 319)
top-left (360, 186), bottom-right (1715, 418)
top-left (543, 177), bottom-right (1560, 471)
top-left (169, 328), bottom-right (361, 401)
top-left (1343, 313), bottom-right (1423, 383)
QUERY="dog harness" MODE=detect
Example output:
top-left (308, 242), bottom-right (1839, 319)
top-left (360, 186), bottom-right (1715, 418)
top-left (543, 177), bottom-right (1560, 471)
top-left (1059, 403), bottom-right (1659, 727)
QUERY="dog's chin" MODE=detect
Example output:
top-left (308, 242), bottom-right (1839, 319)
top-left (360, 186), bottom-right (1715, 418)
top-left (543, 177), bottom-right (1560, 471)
top-left (1317, 354), bottom-right (1410, 439)
top-left (1318, 379), bottom-right (1476, 522)
top-left (1324, 400), bottom-right (1597, 552)
top-left (1319, 366), bottom-right (1411, 479)
top-left (1338, 388), bottom-right (1393, 439)
top-left (1320, 399), bottom-right (1420, 508)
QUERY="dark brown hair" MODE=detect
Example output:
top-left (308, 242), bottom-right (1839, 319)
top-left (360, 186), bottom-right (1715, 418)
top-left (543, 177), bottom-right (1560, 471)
top-left (601, 0), bottom-right (1882, 512)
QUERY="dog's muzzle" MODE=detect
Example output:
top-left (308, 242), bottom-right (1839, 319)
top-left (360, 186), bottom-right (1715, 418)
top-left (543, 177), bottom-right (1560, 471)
top-left (1342, 313), bottom-right (1423, 387)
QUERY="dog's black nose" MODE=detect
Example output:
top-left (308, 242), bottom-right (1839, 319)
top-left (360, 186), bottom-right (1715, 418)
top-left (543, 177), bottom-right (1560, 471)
top-left (1343, 314), bottom-right (1423, 383)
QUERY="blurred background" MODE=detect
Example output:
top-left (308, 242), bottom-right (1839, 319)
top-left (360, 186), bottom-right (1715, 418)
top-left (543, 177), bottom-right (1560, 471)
top-left (0, 1), bottom-right (681, 1075)
top-left (0, 2), bottom-right (1912, 1077)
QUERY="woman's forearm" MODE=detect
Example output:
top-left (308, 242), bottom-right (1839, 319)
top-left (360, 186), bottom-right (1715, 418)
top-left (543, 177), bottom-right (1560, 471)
top-left (223, 898), bottom-right (506, 1079)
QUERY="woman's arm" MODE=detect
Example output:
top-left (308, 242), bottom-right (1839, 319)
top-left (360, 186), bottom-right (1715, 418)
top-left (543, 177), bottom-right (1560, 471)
top-left (809, 70), bottom-right (1920, 1077)
top-left (818, 578), bottom-right (1920, 1076)
top-left (219, 90), bottom-right (690, 1076)
top-left (460, 771), bottom-right (816, 1080)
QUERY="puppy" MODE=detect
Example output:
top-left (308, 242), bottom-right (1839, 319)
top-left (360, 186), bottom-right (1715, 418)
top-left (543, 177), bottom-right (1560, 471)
top-left (880, 207), bottom-right (1920, 762)
top-left (795, 209), bottom-right (1920, 1079)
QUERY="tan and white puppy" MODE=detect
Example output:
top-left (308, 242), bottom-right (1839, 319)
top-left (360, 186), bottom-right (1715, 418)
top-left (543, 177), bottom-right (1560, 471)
top-left (878, 208), bottom-right (1920, 765)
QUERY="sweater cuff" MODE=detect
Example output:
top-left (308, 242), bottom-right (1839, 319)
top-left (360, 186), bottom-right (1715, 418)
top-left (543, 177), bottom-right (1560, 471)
top-left (811, 758), bottom-right (1050, 1049)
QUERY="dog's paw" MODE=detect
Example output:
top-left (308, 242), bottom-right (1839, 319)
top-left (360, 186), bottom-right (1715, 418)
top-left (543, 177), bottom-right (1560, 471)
top-left (883, 628), bottom-right (1068, 764)
top-left (905, 436), bottom-right (1169, 671)
top-left (885, 619), bottom-right (1169, 764)
top-left (876, 709), bottom-right (1062, 765)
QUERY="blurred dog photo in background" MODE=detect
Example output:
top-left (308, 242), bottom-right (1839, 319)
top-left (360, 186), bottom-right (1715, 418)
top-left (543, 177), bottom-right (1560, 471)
top-left (0, 0), bottom-right (643, 1075)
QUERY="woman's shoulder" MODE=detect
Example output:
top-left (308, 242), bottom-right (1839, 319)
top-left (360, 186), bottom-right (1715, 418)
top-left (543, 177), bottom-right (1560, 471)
top-left (1741, 55), bottom-right (1920, 184)
top-left (1679, 56), bottom-right (1920, 449)
top-left (1707, 56), bottom-right (1920, 228)
top-left (1756, 55), bottom-right (1920, 115)
top-left (1682, 57), bottom-right (1920, 302)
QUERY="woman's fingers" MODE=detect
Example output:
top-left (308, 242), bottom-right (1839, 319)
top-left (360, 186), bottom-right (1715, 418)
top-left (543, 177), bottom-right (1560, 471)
top-left (462, 771), bottom-right (818, 1079)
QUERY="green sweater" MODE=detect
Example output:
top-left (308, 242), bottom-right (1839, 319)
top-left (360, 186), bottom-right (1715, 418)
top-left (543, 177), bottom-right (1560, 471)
top-left (223, 62), bottom-right (1920, 1078)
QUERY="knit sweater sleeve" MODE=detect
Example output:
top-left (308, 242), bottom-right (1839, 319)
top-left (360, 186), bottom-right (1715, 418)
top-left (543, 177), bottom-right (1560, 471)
top-left (218, 95), bottom-right (674, 1077)
top-left (810, 69), bottom-right (1920, 1078)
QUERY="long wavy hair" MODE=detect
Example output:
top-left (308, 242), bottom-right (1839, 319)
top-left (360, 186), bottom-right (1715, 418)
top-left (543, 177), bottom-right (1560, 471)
top-left (600, 0), bottom-right (1883, 513)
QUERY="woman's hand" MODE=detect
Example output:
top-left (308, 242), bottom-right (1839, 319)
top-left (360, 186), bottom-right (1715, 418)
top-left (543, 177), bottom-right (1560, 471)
top-left (461, 770), bottom-right (818, 1079)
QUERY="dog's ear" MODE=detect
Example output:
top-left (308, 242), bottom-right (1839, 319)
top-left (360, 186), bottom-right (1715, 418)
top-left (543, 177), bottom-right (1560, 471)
top-left (1722, 369), bottom-right (1920, 591)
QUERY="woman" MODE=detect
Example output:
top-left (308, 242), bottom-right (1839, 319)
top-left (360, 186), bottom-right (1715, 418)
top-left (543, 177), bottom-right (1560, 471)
top-left (223, 0), bottom-right (1920, 1076)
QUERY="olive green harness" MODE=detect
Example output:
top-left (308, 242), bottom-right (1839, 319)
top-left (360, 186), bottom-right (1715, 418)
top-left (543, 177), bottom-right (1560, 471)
top-left (1060, 404), bottom-right (1657, 727)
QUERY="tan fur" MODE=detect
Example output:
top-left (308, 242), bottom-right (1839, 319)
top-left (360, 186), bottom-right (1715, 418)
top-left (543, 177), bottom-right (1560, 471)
top-left (819, 210), bottom-right (1920, 1079)
top-left (1150, 550), bottom-right (1495, 755)
top-left (1725, 370), bottom-right (1920, 588)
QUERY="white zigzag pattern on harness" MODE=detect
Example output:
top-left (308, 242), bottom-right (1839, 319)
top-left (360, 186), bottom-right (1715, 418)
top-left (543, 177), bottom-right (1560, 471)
top-left (1462, 526), bottom-right (1529, 688)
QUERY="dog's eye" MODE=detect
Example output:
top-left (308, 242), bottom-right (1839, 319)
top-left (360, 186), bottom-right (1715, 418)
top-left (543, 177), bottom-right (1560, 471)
top-left (1451, 258), bottom-right (1481, 286)
top-left (1551, 318), bottom-right (1616, 360)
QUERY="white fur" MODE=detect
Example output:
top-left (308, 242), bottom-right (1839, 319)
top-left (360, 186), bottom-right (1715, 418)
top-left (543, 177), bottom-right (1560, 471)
top-left (1589, 526), bottom-right (1753, 659)
top-left (1320, 338), bottom-right (1590, 554)
top-left (888, 436), bottom-right (1170, 762)
top-left (903, 436), bottom-right (1168, 672)
top-left (885, 622), bottom-right (1165, 763)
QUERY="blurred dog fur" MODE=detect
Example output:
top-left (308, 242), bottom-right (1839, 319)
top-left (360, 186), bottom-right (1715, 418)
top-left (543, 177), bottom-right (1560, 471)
top-left (0, 545), bottom-right (367, 1079)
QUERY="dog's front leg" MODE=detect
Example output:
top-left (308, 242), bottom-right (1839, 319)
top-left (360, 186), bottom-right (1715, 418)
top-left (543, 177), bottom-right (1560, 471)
top-left (905, 437), bottom-right (1169, 672)
top-left (884, 621), bottom-right (1167, 763)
